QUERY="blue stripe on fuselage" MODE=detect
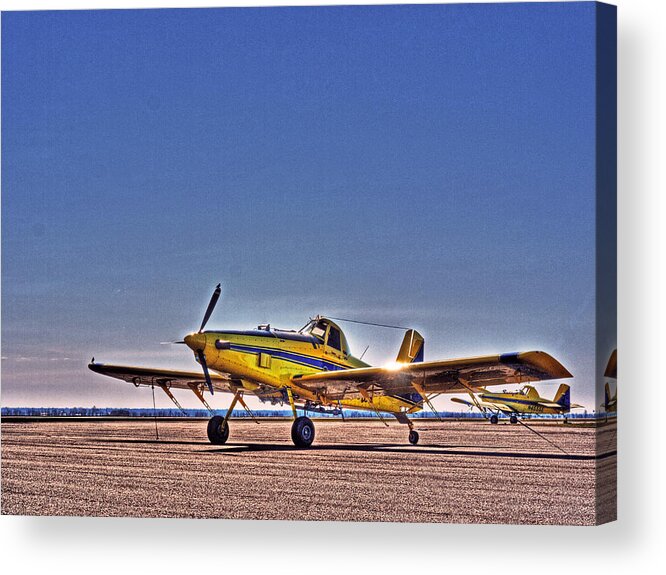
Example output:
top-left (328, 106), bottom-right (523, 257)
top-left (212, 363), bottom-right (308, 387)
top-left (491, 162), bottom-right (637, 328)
top-left (227, 343), bottom-right (347, 372)
top-left (480, 395), bottom-right (552, 408)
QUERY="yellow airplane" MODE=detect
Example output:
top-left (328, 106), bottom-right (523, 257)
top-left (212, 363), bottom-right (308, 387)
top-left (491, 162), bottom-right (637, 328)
top-left (601, 349), bottom-right (617, 413)
top-left (451, 384), bottom-right (582, 424)
top-left (89, 284), bottom-right (573, 447)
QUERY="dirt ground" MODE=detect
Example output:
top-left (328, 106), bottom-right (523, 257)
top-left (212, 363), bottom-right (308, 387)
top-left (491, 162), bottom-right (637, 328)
top-left (1, 418), bottom-right (616, 525)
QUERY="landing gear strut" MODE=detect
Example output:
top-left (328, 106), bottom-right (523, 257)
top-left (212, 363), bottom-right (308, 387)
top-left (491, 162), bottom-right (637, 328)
top-left (207, 389), bottom-right (244, 445)
top-left (394, 413), bottom-right (420, 445)
top-left (291, 416), bottom-right (315, 447)
top-left (207, 415), bottom-right (230, 444)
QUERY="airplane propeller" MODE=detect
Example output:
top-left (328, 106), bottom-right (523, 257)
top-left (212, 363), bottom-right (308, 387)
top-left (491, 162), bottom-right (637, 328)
top-left (197, 350), bottom-right (214, 396)
top-left (184, 283), bottom-right (221, 396)
top-left (199, 283), bottom-right (221, 333)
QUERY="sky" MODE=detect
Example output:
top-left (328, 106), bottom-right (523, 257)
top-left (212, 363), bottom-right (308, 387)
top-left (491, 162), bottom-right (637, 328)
top-left (2, 3), bottom-right (607, 411)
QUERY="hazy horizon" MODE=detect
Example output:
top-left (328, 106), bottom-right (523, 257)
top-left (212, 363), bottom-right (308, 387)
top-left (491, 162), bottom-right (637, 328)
top-left (2, 4), bottom-right (606, 412)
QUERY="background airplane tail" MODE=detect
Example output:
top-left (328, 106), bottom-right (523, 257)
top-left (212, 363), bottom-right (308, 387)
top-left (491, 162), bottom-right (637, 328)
top-left (605, 382), bottom-right (611, 408)
top-left (553, 383), bottom-right (571, 410)
top-left (395, 329), bottom-right (425, 407)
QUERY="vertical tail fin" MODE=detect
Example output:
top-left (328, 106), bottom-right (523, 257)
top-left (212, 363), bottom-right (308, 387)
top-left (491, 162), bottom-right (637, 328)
top-left (396, 329), bottom-right (425, 363)
top-left (553, 384), bottom-right (571, 410)
top-left (605, 382), bottom-right (611, 408)
top-left (395, 329), bottom-right (425, 407)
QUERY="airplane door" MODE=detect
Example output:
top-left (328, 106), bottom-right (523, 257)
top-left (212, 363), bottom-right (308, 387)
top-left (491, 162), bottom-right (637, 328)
top-left (324, 325), bottom-right (345, 362)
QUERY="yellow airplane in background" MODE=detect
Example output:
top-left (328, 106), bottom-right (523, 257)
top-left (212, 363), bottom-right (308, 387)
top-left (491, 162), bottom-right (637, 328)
top-left (89, 284), bottom-right (573, 447)
top-left (451, 384), bottom-right (583, 424)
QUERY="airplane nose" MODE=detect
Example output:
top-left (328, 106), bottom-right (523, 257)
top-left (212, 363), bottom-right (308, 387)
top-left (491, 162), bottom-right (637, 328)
top-left (184, 332), bottom-right (207, 352)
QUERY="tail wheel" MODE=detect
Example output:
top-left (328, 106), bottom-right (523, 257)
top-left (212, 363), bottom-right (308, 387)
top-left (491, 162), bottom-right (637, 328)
top-left (291, 416), bottom-right (315, 447)
top-left (490, 414), bottom-right (499, 424)
top-left (207, 415), bottom-right (230, 445)
top-left (408, 430), bottom-right (420, 445)
top-left (510, 415), bottom-right (518, 424)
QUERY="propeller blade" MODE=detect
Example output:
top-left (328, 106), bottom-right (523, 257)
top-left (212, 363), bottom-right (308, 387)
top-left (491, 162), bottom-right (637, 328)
top-left (199, 283), bottom-right (221, 333)
top-left (160, 341), bottom-right (186, 345)
top-left (196, 350), bottom-right (215, 395)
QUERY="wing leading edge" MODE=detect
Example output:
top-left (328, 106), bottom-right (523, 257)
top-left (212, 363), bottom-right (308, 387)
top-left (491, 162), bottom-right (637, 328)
top-left (88, 362), bottom-right (234, 393)
top-left (292, 351), bottom-right (572, 401)
top-left (450, 396), bottom-right (515, 413)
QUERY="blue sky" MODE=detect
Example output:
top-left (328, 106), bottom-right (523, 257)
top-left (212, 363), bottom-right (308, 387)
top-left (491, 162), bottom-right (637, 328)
top-left (2, 3), bottom-right (602, 410)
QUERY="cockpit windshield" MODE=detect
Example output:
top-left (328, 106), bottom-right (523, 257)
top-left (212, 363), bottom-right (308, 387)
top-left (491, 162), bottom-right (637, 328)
top-left (299, 318), bottom-right (348, 354)
top-left (299, 319), bottom-right (328, 341)
top-left (298, 320), bottom-right (315, 334)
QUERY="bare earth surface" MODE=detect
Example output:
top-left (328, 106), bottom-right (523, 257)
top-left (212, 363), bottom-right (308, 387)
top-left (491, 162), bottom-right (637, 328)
top-left (1, 419), bottom-right (616, 525)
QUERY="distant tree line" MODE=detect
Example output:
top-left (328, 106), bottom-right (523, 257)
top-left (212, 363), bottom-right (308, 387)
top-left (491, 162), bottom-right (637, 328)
top-left (1, 406), bottom-right (598, 419)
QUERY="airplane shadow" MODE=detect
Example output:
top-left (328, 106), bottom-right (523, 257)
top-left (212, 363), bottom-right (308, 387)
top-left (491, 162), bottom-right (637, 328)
top-left (92, 438), bottom-right (616, 461)
top-left (207, 443), bottom-right (615, 461)
top-left (95, 438), bottom-right (488, 451)
top-left (94, 438), bottom-right (208, 446)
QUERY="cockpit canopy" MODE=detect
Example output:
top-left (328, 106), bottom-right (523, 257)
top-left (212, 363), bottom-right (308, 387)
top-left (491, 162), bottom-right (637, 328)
top-left (299, 317), bottom-right (350, 355)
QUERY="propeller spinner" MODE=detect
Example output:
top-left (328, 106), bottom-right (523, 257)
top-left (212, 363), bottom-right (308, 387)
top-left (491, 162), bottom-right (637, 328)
top-left (184, 283), bottom-right (221, 395)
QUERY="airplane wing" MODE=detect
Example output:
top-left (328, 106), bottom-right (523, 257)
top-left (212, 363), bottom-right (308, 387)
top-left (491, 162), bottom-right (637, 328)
top-left (450, 397), bottom-right (476, 408)
top-left (292, 351), bottom-right (572, 401)
top-left (536, 401), bottom-right (564, 408)
top-left (450, 397), bottom-right (515, 414)
top-left (88, 362), bottom-right (234, 393)
top-left (452, 397), bottom-right (583, 413)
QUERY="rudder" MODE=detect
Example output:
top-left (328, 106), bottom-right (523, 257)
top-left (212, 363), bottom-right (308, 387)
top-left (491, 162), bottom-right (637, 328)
top-left (554, 384), bottom-right (571, 410)
top-left (395, 329), bottom-right (425, 407)
top-left (396, 329), bottom-right (425, 363)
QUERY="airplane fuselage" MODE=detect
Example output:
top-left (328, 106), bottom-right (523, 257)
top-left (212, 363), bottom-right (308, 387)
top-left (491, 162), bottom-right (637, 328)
top-left (479, 390), bottom-right (569, 415)
top-left (185, 328), bottom-right (419, 414)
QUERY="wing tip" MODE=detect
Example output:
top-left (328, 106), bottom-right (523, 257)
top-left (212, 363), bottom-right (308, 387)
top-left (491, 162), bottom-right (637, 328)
top-left (512, 351), bottom-right (574, 380)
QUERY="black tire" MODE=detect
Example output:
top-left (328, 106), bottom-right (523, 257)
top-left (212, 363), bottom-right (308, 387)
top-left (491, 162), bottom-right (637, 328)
top-left (490, 414), bottom-right (499, 424)
top-left (207, 415), bottom-right (230, 445)
top-left (510, 415), bottom-right (518, 424)
top-left (408, 430), bottom-right (419, 445)
top-left (291, 416), bottom-right (315, 447)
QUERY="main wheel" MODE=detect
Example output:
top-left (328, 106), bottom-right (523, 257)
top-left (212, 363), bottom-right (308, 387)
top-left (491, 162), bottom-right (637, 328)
top-left (207, 415), bottom-right (230, 445)
top-left (408, 430), bottom-right (420, 445)
top-left (291, 416), bottom-right (315, 447)
top-left (490, 414), bottom-right (499, 424)
top-left (510, 415), bottom-right (518, 424)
